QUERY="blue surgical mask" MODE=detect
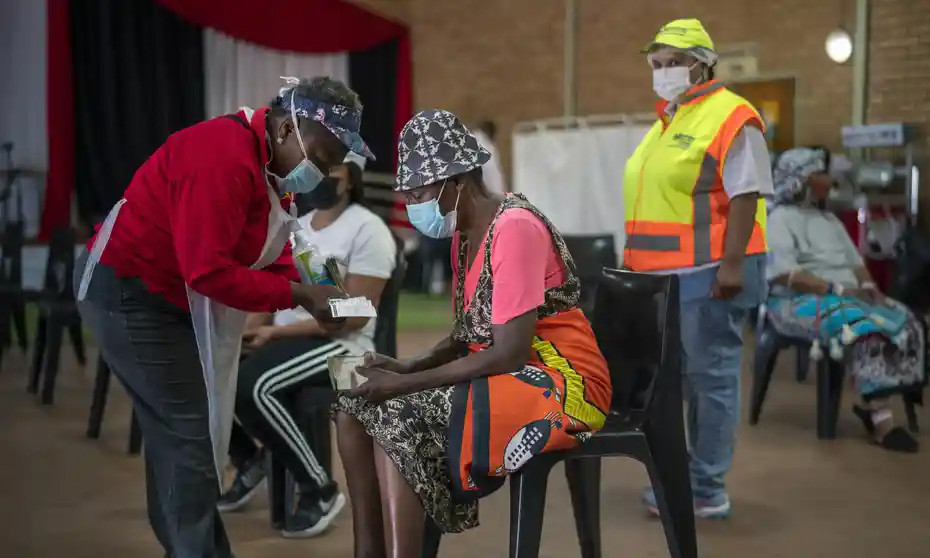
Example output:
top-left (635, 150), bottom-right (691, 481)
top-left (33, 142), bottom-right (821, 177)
top-left (280, 158), bottom-right (325, 194)
top-left (273, 89), bottom-right (327, 194)
top-left (406, 181), bottom-right (460, 239)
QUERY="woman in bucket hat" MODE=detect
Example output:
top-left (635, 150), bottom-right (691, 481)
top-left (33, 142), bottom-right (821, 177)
top-left (333, 109), bottom-right (612, 556)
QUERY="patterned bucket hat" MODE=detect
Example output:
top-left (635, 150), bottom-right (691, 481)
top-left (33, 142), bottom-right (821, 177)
top-left (395, 109), bottom-right (491, 192)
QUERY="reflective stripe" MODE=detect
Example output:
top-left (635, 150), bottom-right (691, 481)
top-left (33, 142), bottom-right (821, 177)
top-left (679, 81), bottom-right (725, 105)
top-left (692, 153), bottom-right (718, 266)
top-left (627, 233), bottom-right (681, 251)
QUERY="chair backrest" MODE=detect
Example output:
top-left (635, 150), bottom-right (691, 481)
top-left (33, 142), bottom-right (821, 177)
top-left (1, 221), bottom-right (25, 287)
top-left (373, 234), bottom-right (407, 358)
top-left (589, 268), bottom-right (680, 421)
top-left (562, 235), bottom-right (617, 315)
top-left (43, 227), bottom-right (76, 299)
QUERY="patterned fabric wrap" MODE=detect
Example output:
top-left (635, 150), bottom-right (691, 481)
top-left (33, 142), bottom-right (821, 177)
top-left (772, 147), bottom-right (826, 206)
top-left (452, 193), bottom-right (581, 345)
top-left (767, 294), bottom-right (925, 398)
top-left (395, 109), bottom-right (491, 192)
top-left (277, 84), bottom-right (374, 160)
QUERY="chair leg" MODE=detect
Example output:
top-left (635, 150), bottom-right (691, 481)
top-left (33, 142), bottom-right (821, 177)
top-left (127, 411), bottom-right (143, 455)
top-left (816, 360), bottom-right (844, 440)
top-left (903, 392), bottom-right (920, 433)
top-left (267, 453), bottom-right (287, 530)
top-left (795, 344), bottom-right (810, 383)
top-left (565, 457), bottom-right (601, 558)
top-left (508, 456), bottom-right (558, 558)
top-left (87, 358), bottom-right (111, 439)
top-left (307, 407), bottom-right (332, 478)
top-left (12, 300), bottom-right (28, 352)
top-left (750, 327), bottom-right (782, 425)
top-left (68, 321), bottom-right (87, 366)
top-left (27, 314), bottom-right (47, 394)
top-left (39, 320), bottom-right (64, 405)
top-left (643, 393), bottom-right (698, 558)
top-left (421, 516), bottom-right (443, 558)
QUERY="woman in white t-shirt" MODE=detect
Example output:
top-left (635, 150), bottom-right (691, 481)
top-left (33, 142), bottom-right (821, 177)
top-left (218, 162), bottom-right (397, 538)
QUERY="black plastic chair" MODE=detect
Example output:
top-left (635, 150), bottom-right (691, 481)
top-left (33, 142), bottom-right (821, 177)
top-left (750, 304), bottom-right (920, 438)
top-left (86, 355), bottom-right (144, 455)
top-left (268, 235), bottom-right (408, 529)
top-left (562, 235), bottom-right (617, 316)
top-left (0, 221), bottom-right (30, 368)
top-left (26, 228), bottom-right (87, 404)
top-left (423, 269), bottom-right (695, 558)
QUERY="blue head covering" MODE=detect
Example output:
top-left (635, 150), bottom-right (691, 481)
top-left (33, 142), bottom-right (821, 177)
top-left (772, 147), bottom-right (827, 205)
top-left (277, 77), bottom-right (374, 161)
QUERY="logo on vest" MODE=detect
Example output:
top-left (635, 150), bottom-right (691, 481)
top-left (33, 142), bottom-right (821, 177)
top-left (670, 133), bottom-right (695, 150)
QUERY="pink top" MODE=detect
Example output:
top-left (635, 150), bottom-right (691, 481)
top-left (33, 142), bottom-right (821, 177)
top-left (452, 208), bottom-right (567, 325)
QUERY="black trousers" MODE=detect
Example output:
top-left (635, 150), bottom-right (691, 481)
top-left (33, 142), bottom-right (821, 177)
top-left (234, 335), bottom-right (347, 495)
top-left (75, 253), bottom-right (231, 558)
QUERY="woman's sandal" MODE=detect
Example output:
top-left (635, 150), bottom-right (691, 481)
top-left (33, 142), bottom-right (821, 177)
top-left (852, 405), bottom-right (919, 453)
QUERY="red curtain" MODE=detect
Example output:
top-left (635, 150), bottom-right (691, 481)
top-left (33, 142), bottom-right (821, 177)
top-left (41, 0), bottom-right (75, 240)
top-left (154, 0), bottom-right (405, 53)
top-left (40, 0), bottom-right (412, 239)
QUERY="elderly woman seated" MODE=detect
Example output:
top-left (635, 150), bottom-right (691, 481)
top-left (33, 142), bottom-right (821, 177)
top-left (766, 147), bottom-right (925, 453)
top-left (334, 110), bottom-right (613, 557)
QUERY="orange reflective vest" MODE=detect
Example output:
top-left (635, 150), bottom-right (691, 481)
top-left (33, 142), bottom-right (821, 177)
top-left (622, 80), bottom-right (768, 272)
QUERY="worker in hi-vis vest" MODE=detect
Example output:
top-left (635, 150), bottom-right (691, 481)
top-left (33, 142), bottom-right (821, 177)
top-left (624, 19), bottom-right (773, 519)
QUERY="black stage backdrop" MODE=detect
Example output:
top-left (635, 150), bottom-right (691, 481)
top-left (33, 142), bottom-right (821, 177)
top-left (71, 0), bottom-right (398, 225)
top-left (71, 0), bottom-right (205, 224)
top-left (349, 39), bottom-right (398, 175)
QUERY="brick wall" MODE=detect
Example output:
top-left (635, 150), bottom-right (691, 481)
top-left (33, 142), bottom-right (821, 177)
top-left (355, 0), bottom-right (930, 215)
top-left (867, 0), bottom-right (930, 219)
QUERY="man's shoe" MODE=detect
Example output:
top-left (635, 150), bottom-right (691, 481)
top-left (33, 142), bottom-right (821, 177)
top-left (217, 452), bottom-right (266, 512)
top-left (641, 487), bottom-right (731, 519)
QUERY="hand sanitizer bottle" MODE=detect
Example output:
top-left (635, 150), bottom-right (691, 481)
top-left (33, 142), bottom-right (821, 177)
top-left (291, 230), bottom-right (335, 286)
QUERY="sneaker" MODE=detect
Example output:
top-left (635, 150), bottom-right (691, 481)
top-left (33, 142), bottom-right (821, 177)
top-left (281, 491), bottom-right (347, 538)
top-left (641, 487), bottom-right (731, 519)
top-left (217, 452), bottom-right (266, 512)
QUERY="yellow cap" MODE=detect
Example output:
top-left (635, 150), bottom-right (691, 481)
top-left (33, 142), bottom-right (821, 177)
top-left (642, 18), bottom-right (715, 53)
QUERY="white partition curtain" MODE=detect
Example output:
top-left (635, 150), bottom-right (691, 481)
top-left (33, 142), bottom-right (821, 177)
top-left (0, 0), bottom-right (48, 237)
top-left (511, 120), bottom-right (652, 265)
top-left (204, 29), bottom-right (349, 118)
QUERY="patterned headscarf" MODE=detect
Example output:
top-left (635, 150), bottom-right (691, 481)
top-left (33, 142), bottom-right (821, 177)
top-left (395, 109), bottom-right (491, 192)
top-left (772, 147), bottom-right (827, 205)
top-left (277, 77), bottom-right (374, 160)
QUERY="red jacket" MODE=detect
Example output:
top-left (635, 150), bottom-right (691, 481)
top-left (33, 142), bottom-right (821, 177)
top-left (91, 107), bottom-right (299, 312)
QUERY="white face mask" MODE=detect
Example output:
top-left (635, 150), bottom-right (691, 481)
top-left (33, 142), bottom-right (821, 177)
top-left (652, 65), bottom-right (695, 102)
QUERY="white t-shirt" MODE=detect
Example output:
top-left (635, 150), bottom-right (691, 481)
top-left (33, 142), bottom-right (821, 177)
top-left (274, 204), bottom-right (397, 354)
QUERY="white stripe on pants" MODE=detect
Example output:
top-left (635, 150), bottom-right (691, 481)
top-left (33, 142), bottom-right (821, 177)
top-left (252, 341), bottom-right (347, 487)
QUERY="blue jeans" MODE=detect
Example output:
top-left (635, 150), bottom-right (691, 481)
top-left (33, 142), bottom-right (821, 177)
top-left (677, 255), bottom-right (765, 502)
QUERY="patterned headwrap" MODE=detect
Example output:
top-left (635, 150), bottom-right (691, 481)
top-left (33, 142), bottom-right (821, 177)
top-left (395, 109), bottom-right (491, 192)
top-left (772, 147), bottom-right (827, 205)
top-left (277, 77), bottom-right (374, 160)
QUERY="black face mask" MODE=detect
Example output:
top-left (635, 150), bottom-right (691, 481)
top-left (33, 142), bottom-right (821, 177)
top-left (297, 176), bottom-right (341, 214)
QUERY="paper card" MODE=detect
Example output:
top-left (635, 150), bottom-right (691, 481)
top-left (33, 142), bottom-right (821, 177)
top-left (329, 296), bottom-right (378, 318)
top-left (327, 355), bottom-right (368, 391)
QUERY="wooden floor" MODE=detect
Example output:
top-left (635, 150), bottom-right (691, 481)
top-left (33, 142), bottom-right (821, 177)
top-left (2, 330), bottom-right (929, 558)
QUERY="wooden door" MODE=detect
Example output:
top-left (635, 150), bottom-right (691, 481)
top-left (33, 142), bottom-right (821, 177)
top-left (728, 78), bottom-right (795, 153)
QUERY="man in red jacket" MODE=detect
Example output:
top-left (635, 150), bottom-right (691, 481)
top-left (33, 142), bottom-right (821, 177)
top-left (74, 76), bottom-right (373, 558)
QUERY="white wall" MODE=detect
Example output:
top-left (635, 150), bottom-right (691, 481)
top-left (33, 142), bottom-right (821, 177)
top-left (0, 0), bottom-right (48, 237)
